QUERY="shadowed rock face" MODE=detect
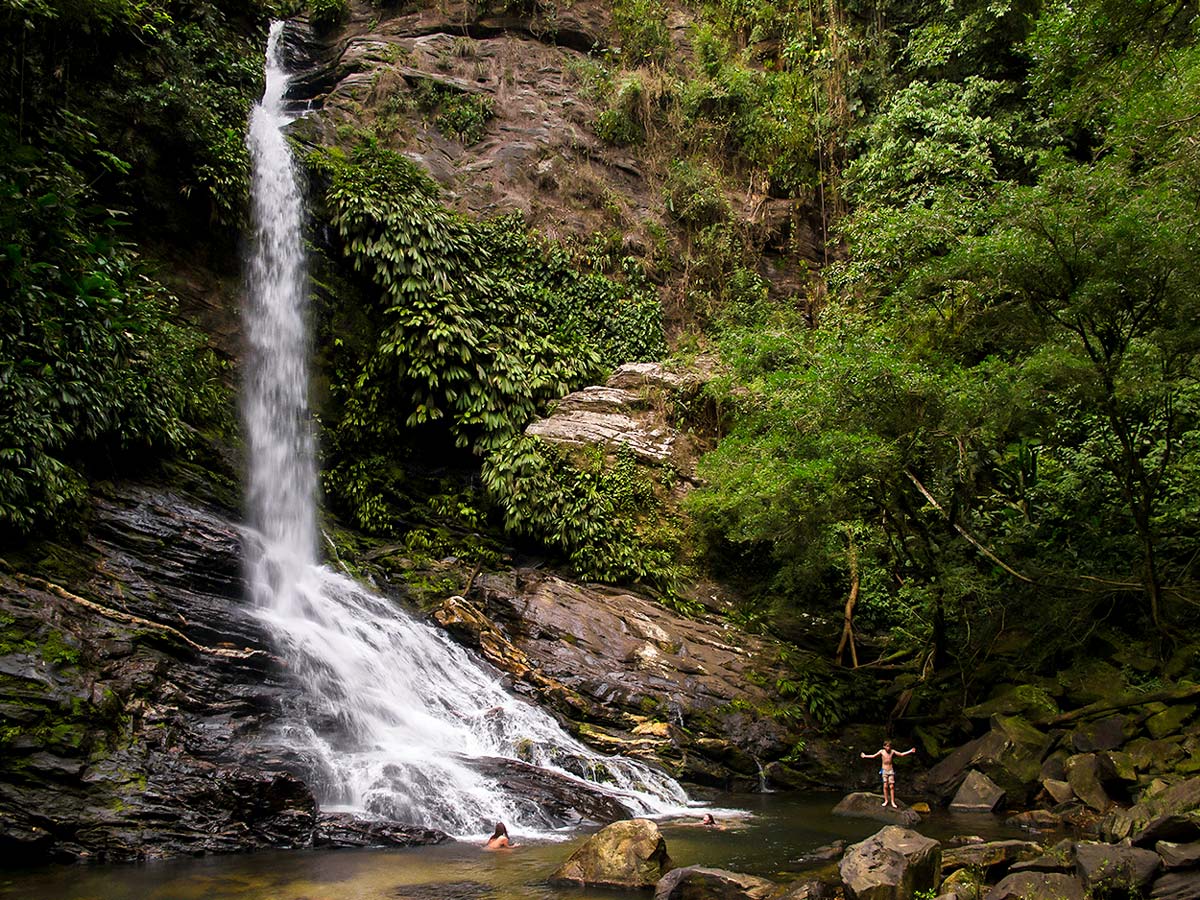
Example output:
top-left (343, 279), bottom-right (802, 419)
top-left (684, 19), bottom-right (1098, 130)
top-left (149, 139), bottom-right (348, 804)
top-left (0, 483), bottom-right (448, 863)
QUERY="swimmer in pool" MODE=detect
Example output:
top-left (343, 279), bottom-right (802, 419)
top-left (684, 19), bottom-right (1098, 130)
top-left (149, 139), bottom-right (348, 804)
top-left (483, 822), bottom-right (517, 849)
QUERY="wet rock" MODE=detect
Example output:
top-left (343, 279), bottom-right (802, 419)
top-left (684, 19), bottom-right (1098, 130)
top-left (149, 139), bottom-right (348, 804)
top-left (985, 871), bottom-right (1086, 900)
top-left (1042, 779), bottom-right (1075, 804)
top-left (314, 813), bottom-right (450, 848)
top-left (839, 825), bottom-right (941, 900)
top-left (965, 686), bottom-right (1060, 728)
top-left (1156, 840), bottom-right (1200, 869)
top-left (451, 571), bottom-right (792, 786)
top-left (942, 840), bottom-right (1042, 876)
top-left (927, 717), bottom-right (1049, 805)
top-left (833, 793), bottom-right (921, 826)
top-left (792, 840), bottom-right (847, 867)
top-left (550, 818), bottom-right (672, 889)
top-left (1146, 706), bottom-right (1196, 740)
top-left (1005, 810), bottom-right (1063, 831)
top-left (1126, 737), bottom-right (1186, 774)
top-left (1073, 841), bottom-right (1160, 895)
top-left (1150, 870), bottom-right (1200, 900)
top-left (654, 866), bottom-right (779, 900)
top-left (778, 880), bottom-right (835, 900)
top-left (951, 770), bottom-right (1006, 812)
top-left (467, 756), bottom-right (634, 826)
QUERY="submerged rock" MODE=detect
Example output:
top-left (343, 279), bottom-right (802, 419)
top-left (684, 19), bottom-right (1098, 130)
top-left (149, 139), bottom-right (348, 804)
top-left (655, 866), bottom-right (779, 900)
top-left (550, 818), bottom-right (672, 889)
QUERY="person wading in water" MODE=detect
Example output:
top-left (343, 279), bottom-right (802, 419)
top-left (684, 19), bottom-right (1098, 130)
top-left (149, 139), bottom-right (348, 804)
top-left (860, 740), bottom-right (916, 808)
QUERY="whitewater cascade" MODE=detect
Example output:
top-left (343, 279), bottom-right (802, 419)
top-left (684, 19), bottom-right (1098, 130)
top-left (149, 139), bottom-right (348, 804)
top-left (242, 22), bottom-right (690, 837)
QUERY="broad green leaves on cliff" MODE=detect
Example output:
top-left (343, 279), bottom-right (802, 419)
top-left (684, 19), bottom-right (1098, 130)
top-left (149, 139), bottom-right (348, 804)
top-left (0, 137), bottom-right (227, 534)
top-left (310, 142), bottom-right (666, 537)
top-left (482, 438), bottom-right (685, 592)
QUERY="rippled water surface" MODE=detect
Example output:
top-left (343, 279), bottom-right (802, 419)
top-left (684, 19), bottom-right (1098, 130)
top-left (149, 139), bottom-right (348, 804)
top-left (0, 793), bottom-right (1033, 900)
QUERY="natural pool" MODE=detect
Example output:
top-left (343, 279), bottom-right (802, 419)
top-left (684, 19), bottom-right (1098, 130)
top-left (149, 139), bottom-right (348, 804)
top-left (0, 793), bottom-right (1032, 900)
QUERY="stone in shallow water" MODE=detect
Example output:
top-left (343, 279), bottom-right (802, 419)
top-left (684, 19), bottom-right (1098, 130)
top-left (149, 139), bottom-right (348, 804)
top-left (549, 818), bottom-right (671, 889)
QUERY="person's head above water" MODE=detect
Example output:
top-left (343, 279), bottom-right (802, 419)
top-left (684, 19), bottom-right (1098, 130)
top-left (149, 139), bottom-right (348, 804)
top-left (490, 823), bottom-right (508, 840)
top-left (701, 813), bottom-right (715, 826)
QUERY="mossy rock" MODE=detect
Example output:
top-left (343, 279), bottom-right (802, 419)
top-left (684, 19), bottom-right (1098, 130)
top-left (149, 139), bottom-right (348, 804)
top-left (1058, 660), bottom-right (1128, 707)
top-left (1146, 705), bottom-right (1196, 740)
top-left (965, 685), bottom-right (1060, 726)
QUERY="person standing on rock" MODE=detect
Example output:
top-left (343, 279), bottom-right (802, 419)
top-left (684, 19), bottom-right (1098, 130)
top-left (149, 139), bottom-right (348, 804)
top-left (861, 740), bottom-right (915, 808)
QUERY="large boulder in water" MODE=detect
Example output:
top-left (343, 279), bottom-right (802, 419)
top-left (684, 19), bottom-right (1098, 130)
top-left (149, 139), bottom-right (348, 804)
top-left (550, 818), bottom-right (672, 889)
top-left (654, 866), bottom-right (779, 900)
top-left (1073, 841), bottom-right (1160, 895)
top-left (839, 825), bottom-right (941, 900)
top-left (833, 793), bottom-right (921, 826)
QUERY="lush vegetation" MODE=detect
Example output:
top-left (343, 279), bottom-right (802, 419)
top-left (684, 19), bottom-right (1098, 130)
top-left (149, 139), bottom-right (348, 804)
top-left (682, 0), bottom-right (1200, 674)
top-left (0, 0), bottom-right (272, 536)
top-left (307, 141), bottom-right (666, 552)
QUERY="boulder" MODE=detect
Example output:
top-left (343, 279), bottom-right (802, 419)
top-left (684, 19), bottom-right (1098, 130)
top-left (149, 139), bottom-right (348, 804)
top-left (550, 819), bottom-right (672, 889)
top-left (942, 840), bottom-right (1042, 875)
top-left (964, 686), bottom-right (1060, 727)
top-left (927, 717), bottom-right (1049, 804)
top-left (1102, 776), bottom-right (1200, 844)
top-left (466, 756), bottom-right (633, 827)
top-left (951, 771), bottom-right (1006, 812)
top-left (839, 825), bottom-right (941, 900)
top-left (1005, 810), bottom-right (1063, 831)
top-left (1156, 841), bottom-right (1200, 869)
top-left (312, 813), bottom-right (449, 848)
top-left (1042, 779), bottom-right (1075, 804)
top-left (1069, 716), bottom-right (1129, 753)
top-left (940, 866), bottom-right (984, 900)
top-left (985, 872), bottom-right (1086, 900)
top-left (1151, 870), bottom-right (1200, 900)
top-left (1146, 706), bottom-right (1196, 740)
top-left (1065, 753), bottom-right (1115, 813)
top-left (1126, 737), bottom-right (1186, 774)
top-left (1073, 841), bottom-right (1160, 894)
top-left (654, 866), bottom-right (778, 900)
top-left (832, 793), bottom-right (921, 826)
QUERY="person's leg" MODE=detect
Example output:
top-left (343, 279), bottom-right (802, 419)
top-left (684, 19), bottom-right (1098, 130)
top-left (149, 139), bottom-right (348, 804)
top-left (880, 771), bottom-right (887, 805)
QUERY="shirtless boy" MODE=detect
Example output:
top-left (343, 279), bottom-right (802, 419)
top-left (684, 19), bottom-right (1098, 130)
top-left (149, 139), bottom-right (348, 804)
top-left (860, 740), bottom-right (916, 808)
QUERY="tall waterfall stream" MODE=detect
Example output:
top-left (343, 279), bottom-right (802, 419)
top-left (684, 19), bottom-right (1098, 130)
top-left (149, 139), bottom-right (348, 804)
top-left (241, 22), bottom-right (691, 838)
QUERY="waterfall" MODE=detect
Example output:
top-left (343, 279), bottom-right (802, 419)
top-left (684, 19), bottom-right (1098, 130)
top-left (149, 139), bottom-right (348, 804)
top-left (242, 22), bottom-right (690, 838)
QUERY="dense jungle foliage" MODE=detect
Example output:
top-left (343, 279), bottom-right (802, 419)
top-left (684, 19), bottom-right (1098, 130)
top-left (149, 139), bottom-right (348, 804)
top-left (0, 0), bottom-right (275, 533)
top-left (3, 0), bottom-right (1197, 719)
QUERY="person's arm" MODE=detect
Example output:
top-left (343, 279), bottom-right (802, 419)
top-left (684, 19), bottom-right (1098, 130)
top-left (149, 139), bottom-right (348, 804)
top-left (861, 749), bottom-right (882, 759)
top-left (898, 747), bottom-right (916, 756)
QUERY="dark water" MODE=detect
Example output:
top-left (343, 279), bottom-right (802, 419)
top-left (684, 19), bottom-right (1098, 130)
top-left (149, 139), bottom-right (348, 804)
top-left (0, 794), bottom-right (1031, 900)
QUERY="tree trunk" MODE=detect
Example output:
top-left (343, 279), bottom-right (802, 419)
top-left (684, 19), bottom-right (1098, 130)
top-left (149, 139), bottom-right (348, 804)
top-left (835, 529), bottom-right (859, 668)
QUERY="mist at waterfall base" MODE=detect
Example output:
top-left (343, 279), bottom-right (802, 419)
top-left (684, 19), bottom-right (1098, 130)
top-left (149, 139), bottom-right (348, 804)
top-left (240, 22), bottom-right (691, 839)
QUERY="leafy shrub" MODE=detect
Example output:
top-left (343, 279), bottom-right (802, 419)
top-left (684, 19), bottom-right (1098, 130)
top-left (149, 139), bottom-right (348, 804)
top-left (663, 159), bottom-right (728, 228)
top-left (595, 77), bottom-right (646, 146)
top-left (308, 142), bottom-right (665, 532)
top-left (612, 0), bottom-right (672, 65)
top-left (309, 0), bottom-right (348, 32)
top-left (482, 438), bottom-right (685, 592)
top-left (0, 134), bottom-right (227, 535)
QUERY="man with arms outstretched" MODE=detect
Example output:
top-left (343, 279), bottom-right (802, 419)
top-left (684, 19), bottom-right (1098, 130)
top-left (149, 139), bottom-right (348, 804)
top-left (861, 740), bottom-right (915, 808)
